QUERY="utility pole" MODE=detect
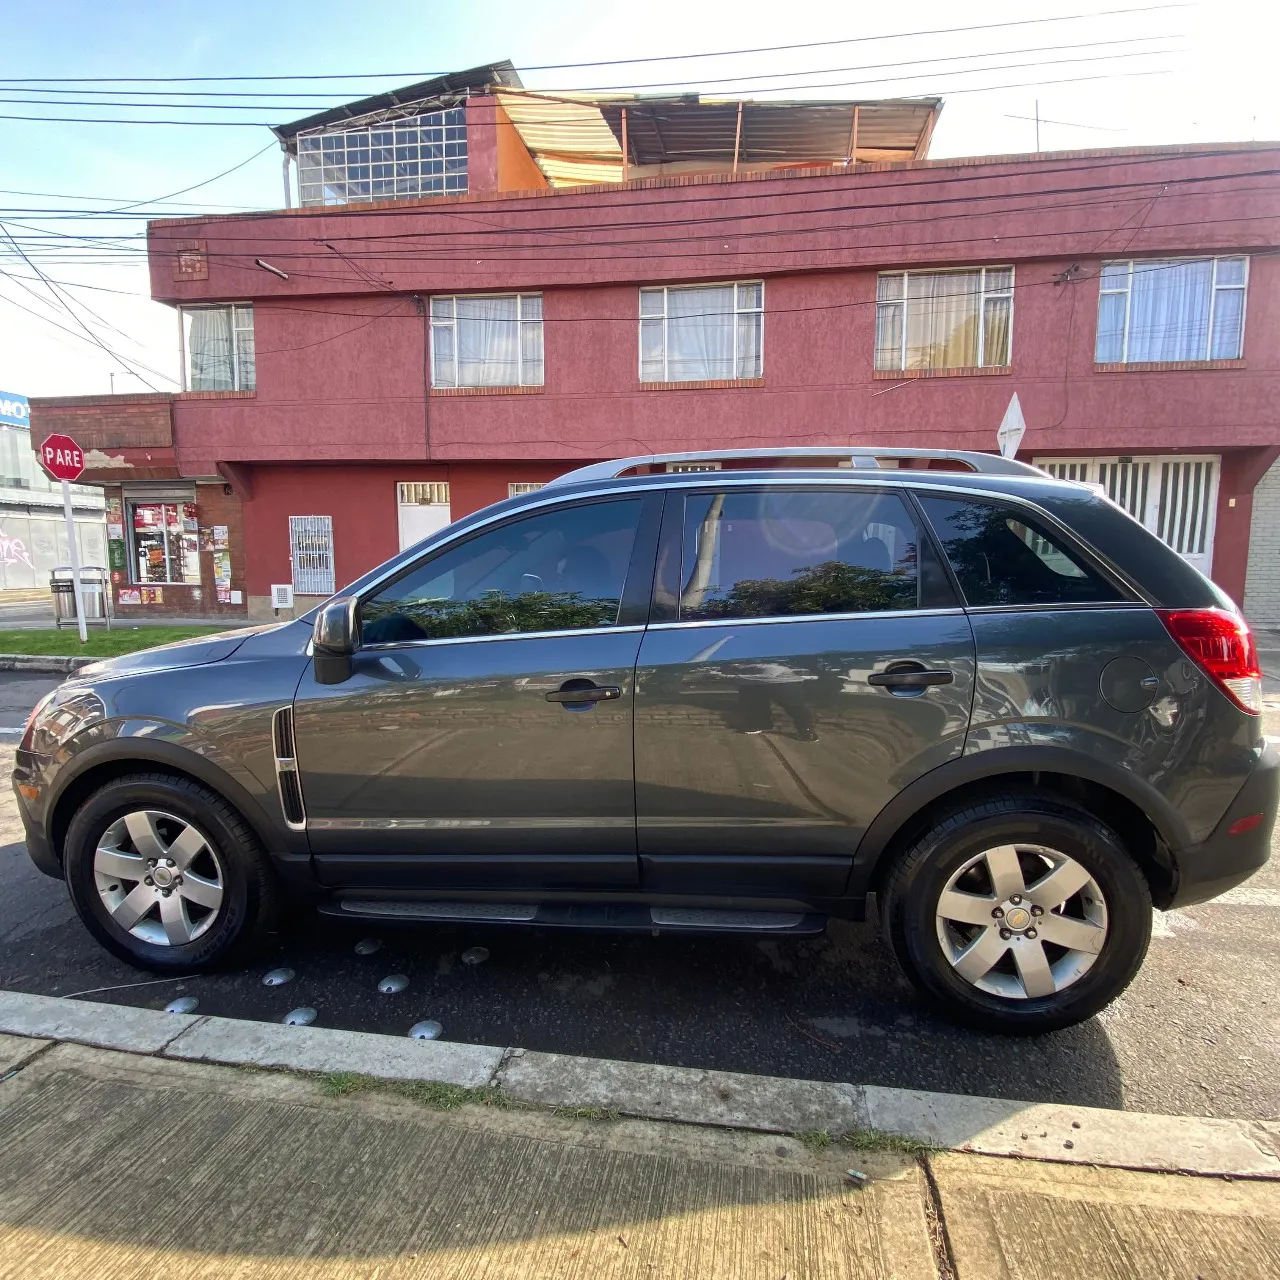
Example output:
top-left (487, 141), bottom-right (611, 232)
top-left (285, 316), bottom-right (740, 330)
top-left (109, 372), bottom-right (115, 395)
top-left (1035, 100), bottom-right (1041, 152)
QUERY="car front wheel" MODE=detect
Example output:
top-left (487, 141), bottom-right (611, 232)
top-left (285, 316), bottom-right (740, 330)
top-left (64, 773), bottom-right (277, 972)
top-left (880, 793), bottom-right (1152, 1034)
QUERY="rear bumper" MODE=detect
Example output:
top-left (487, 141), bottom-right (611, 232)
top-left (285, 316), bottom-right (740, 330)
top-left (1166, 743), bottom-right (1278, 908)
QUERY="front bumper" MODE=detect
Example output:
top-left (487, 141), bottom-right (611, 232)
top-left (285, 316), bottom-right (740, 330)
top-left (1167, 742), bottom-right (1278, 908)
top-left (12, 749), bottom-right (61, 880)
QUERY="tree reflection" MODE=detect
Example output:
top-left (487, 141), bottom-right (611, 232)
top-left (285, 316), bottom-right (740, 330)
top-left (683, 558), bottom-right (916, 621)
top-left (363, 589), bottom-right (620, 643)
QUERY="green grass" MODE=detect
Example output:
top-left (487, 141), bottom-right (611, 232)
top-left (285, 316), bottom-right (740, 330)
top-left (795, 1129), bottom-right (833, 1153)
top-left (0, 626), bottom-right (230, 658)
top-left (321, 1072), bottom-right (516, 1111)
top-left (841, 1128), bottom-right (936, 1155)
top-left (551, 1104), bottom-right (621, 1122)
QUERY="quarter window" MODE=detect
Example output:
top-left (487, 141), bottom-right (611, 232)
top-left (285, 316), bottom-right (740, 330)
top-left (430, 294), bottom-right (544, 388)
top-left (1095, 257), bottom-right (1247, 363)
top-left (875, 267), bottom-right (1013, 371)
top-left (676, 490), bottom-right (920, 622)
top-left (181, 306), bottom-right (255, 391)
top-left (129, 502), bottom-right (200, 585)
top-left (640, 282), bottom-right (763, 382)
top-left (917, 495), bottom-right (1125, 607)
top-left (361, 499), bottom-right (642, 644)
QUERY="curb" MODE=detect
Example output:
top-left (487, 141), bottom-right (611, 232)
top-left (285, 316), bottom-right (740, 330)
top-left (0, 654), bottom-right (94, 674)
top-left (1, 989), bottom-right (1277, 1179)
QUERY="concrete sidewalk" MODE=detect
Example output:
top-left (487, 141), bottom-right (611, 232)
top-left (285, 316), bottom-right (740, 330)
top-left (1, 1034), bottom-right (1277, 1279)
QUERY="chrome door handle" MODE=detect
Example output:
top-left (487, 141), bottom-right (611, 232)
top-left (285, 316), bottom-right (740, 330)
top-left (545, 683), bottom-right (622, 705)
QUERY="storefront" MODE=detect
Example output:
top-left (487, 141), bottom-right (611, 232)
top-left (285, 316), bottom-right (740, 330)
top-left (103, 481), bottom-right (246, 619)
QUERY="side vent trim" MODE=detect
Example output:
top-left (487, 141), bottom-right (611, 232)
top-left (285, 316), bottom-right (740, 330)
top-left (271, 705), bottom-right (306, 831)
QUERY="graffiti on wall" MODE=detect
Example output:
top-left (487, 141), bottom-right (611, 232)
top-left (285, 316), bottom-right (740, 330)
top-left (0, 529), bottom-right (34, 570)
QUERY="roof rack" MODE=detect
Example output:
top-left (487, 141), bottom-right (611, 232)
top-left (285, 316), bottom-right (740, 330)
top-left (547, 447), bottom-right (1043, 487)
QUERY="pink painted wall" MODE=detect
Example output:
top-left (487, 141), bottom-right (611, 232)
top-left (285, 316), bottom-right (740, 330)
top-left (171, 254), bottom-right (1280, 473)
top-left (240, 460), bottom-right (571, 596)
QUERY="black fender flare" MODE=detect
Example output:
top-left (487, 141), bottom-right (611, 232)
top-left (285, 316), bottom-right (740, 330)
top-left (44, 732), bottom-right (302, 862)
top-left (846, 745), bottom-right (1190, 895)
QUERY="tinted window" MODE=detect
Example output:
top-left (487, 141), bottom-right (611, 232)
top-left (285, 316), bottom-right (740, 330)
top-left (677, 489), bottom-right (919, 621)
top-left (361, 499), bottom-right (642, 643)
top-left (917, 494), bottom-right (1125, 607)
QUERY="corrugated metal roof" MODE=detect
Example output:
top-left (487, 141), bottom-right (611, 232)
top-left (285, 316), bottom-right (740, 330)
top-left (274, 61), bottom-right (523, 143)
top-left (497, 91), bottom-right (940, 186)
top-left (597, 97), bottom-right (939, 167)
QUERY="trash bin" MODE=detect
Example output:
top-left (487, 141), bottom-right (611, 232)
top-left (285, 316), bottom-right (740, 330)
top-left (50, 566), bottom-right (113, 630)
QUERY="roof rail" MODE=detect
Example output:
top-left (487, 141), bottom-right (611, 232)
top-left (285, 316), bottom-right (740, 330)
top-left (547, 447), bottom-right (1043, 487)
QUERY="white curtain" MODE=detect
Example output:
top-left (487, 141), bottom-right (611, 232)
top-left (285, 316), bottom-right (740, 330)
top-left (188, 309), bottom-right (233, 391)
top-left (1127, 260), bottom-right (1212, 362)
top-left (666, 286), bottom-right (735, 381)
top-left (458, 296), bottom-right (519, 386)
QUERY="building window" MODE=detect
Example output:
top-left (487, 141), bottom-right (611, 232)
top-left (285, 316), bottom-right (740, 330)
top-left (297, 107), bottom-right (466, 206)
top-left (430, 295), bottom-right (543, 388)
top-left (1095, 257), bottom-right (1247, 363)
top-left (508, 482), bottom-right (545, 497)
top-left (398, 482), bottom-right (451, 505)
top-left (129, 501), bottom-right (200, 585)
top-left (181, 305), bottom-right (255, 391)
top-left (288, 515), bottom-right (335, 596)
top-left (875, 267), bottom-right (1013, 371)
top-left (640, 282), bottom-right (763, 382)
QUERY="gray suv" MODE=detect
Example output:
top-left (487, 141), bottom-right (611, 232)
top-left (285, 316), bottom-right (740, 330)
top-left (14, 449), bottom-right (1276, 1034)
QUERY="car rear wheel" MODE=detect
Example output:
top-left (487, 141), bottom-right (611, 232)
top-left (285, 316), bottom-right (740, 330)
top-left (64, 773), bottom-right (277, 973)
top-left (880, 793), bottom-right (1151, 1034)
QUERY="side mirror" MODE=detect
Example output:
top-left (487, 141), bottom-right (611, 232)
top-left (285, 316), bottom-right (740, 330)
top-left (313, 597), bottom-right (360, 685)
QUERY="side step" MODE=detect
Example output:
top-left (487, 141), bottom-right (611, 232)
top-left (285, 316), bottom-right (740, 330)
top-left (322, 899), bottom-right (827, 936)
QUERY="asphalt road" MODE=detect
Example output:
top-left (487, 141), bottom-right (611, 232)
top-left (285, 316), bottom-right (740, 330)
top-left (0, 669), bottom-right (1277, 1121)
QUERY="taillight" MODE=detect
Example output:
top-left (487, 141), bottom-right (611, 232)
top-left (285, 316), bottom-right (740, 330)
top-left (1156, 608), bottom-right (1262, 714)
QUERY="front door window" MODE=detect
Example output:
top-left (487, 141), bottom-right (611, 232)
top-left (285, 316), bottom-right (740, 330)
top-left (362, 499), bottom-right (643, 645)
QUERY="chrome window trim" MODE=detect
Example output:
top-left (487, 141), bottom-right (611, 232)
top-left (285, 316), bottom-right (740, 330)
top-left (360, 623), bottom-right (646, 651)
top-left (345, 472), bottom-right (1143, 616)
top-left (646, 607), bottom-right (967, 632)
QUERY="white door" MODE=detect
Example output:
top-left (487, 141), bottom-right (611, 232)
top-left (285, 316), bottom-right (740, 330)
top-left (397, 482), bottom-right (452, 551)
top-left (1033, 455), bottom-right (1219, 577)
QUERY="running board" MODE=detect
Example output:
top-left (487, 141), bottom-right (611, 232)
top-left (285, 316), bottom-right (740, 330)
top-left (323, 899), bottom-right (827, 935)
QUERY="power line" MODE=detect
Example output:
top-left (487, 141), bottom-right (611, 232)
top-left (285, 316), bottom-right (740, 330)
top-left (0, 62), bottom-right (1184, 125)
top-left (0, 6), bottom-right (1189, 83)
top-left (0, 36), bottom-right (1178, 106)
top-left (9, 145), bottom-right (1257, 247)
top-left (0, 228), bottom-right (169, 388)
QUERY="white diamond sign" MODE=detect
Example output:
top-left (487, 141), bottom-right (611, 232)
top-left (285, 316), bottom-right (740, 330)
top-left (997, 393), bottom-right (1026, 459)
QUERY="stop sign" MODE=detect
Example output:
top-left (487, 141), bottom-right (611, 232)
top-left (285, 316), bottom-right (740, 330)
top-left (38, 434), bottom-right (85, 482)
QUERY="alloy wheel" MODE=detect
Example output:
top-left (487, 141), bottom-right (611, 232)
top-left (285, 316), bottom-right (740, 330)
top-left (934, 843), bottom-right (1109, 1000)
top-left (93, 810), bottom-right (225, 946)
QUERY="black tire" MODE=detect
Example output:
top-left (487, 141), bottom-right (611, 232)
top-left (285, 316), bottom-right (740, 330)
top-left (879, 792), bottom-right (1151, 1035)
top-left (64, 772), bottom-right (278, 973)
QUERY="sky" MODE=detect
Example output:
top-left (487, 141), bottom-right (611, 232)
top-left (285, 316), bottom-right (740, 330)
top-left (1, 0), bottom-right (1276, 400)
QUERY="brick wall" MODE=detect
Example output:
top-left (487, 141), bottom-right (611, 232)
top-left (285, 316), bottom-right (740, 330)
top-left (106, 481), bottom-right (247, 620)
top-left (1244, 458), bottom-right (1280, 626)
top-left (29, 394), bottom-right (174, 451)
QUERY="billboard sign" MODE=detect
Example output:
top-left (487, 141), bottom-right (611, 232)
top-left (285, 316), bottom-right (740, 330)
top-left (0, 392), bottom-right (30, 429)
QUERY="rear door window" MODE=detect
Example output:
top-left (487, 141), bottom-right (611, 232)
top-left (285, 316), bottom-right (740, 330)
top-left (676, 489), bottom-right (921, 621)
top-left (917, 494), bottom-right (1128, 607)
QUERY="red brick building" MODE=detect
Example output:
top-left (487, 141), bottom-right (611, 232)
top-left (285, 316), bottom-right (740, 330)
top-left (30, 62), bottom-right (1280, 621)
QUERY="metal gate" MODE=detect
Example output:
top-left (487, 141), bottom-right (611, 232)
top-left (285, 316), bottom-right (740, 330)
top-left (288, 515), bottom-right (335, 596)
top-left (1033, 455), bottom-right (1219, 577)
